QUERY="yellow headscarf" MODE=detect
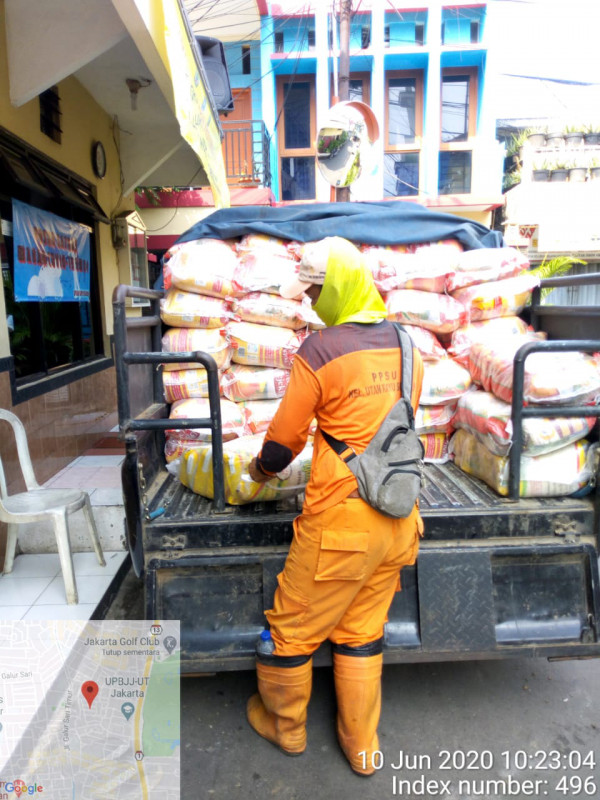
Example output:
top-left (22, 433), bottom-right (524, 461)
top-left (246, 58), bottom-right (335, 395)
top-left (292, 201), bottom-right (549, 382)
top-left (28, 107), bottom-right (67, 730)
top-left (312, 237), bottom-right (387, 327)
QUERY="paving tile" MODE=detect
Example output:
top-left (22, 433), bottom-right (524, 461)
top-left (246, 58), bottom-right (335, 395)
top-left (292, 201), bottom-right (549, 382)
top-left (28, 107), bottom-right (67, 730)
top-left (4, 554), bottom-right (61, 578)
top-left (73, 551), bottom-right (126, 576)
top-left (74, 455), bottom-right (125, 467)
top-left (22, 604), bottom-right (97, 621)
top-left (89, 488), bottom-right (124, 506)
top-left (0, 576), bottom-right (53, 606)
top-left (35, 574), bottom-right (114, 605)
top-left (0, 606), bottom-right (30, 620)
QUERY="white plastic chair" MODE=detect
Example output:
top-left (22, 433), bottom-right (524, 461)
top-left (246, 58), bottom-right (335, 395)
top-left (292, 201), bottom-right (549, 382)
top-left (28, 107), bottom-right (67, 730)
top-left (0, 409), bottom-right (105, 604)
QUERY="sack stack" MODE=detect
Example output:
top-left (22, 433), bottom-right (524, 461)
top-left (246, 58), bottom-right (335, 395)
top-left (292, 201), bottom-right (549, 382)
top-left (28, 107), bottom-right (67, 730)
top-left (158, 235), bottom-right (599, 503)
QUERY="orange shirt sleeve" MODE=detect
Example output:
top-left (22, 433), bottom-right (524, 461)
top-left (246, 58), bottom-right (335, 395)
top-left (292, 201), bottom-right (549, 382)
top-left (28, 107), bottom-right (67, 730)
top-left (257, 354), bottom-right (321, 475)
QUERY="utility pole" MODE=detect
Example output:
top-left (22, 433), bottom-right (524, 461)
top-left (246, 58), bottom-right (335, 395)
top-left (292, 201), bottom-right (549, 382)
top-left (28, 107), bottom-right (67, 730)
top-left (336, 0), bottom-right (352, 202)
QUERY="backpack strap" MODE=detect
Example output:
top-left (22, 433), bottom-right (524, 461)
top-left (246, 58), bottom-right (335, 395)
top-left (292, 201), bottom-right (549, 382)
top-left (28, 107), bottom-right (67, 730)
top-left (321, 322), bottom-right (415, 460)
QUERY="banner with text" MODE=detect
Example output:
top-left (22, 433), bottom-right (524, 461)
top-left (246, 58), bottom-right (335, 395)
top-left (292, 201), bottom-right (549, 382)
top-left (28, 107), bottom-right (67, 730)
top-left (12, 198), bottom-right (91, 302)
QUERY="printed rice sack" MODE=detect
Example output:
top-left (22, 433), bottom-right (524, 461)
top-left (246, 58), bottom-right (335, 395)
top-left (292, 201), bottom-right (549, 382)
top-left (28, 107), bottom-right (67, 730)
top-left (233, 253), bottom-right (299, 296)
top-left (453, 390), bottom-right (596, 456)
top-left (362, 248), bottom-right (456, 293)
top-left (232, 292), bottom-right (312, 330)
top-left (415, 402), bottom-right (457, 434)
top-left (236, 234), bottom-right (294, 259)
top-left (240, 398), bottom-right (282, 434)
top-left (385, 290), bottom-right (469, 334)
top-left (165, 437), bottom-right (199, 464)
top-left (404, 325), bottom-right (447, 361)
top-left (179, 433), bottom-right (313, 504)
top-left (451, 273), bottom-right (540, 322)
top-left (221, 364), bottom-right (291, 401)
top-left (468, 340), bottom-right (600, 405)
top-left (228, 321), bottom-right (307, 368)
top-left (163, 238), bottom-right (239, 298)
top-left (166, 397), bottom-right (245, 442)
top-left (160, 289), bottom-right (233, 328)
top-left (448, 316), bottom-right (539, 367)
top-left (420, 358), bottom-right (472, 405)
top-left (447, 247), bottom-right (530, 292)
top-left (163, 368), bottom-right (221, 403)
top-left (161, 327), bottom-right (231, 371)
top-left (450, 429), bottom-right (593, 497)
top-left (419, 432), bottom-right (451, 463)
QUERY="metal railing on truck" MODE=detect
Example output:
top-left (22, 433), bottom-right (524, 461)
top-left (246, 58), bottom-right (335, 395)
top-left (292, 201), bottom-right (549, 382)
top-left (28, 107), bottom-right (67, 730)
top-left (509, 272), bottom-right (600, 500)
top-left (112, 285), bottom-right (226, 511)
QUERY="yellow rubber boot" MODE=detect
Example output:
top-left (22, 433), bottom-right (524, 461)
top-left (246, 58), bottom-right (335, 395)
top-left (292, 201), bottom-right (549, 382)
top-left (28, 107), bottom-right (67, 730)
top-left (246, 658), bottom-right (312, 755)
top-left (333, 652), bottom-right (383, 776)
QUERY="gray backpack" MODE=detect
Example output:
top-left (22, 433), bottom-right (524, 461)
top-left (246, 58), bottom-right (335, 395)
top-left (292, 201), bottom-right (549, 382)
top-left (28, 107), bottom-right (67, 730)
top-left (322, 323), bottom-right (424, 519)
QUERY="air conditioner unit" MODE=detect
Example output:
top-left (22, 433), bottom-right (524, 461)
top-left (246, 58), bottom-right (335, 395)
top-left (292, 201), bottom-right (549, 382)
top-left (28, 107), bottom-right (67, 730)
top-left (196, 35), bottom-right (234, 114)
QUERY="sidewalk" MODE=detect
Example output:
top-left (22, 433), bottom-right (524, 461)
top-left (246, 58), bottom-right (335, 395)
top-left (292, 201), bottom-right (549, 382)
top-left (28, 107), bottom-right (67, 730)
top-left (0, 433), bottom-right (130, 621)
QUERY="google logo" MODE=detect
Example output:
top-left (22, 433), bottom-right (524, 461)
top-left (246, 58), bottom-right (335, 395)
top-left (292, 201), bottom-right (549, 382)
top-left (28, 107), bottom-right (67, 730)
top-left (0, 780), bottom-right (44, 796)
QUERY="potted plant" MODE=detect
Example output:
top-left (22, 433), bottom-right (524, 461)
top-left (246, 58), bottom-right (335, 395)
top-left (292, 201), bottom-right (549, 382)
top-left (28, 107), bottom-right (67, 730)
top-left (584, 124), bottom-right (600, 146)
top-left (549, 160), bottom-right (569, 181)
top-left (563, 124), bottom-right (585, 146)
top-left (589, 157), bottom-right (600, 179)
top-left (546, 130), bottom-right (564, 147)
top-left (526, 127), bottom-right (547, 148)
top-left (567, 160), bottom-right (587, 182)
top-left (532, 159), bottom-right (550, 182)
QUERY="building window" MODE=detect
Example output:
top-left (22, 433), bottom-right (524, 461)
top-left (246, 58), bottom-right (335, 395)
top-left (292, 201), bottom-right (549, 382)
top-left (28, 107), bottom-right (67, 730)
top-left (415, 22), bottom-right (425, 45)
top-left (384, 153), bottom-right (419, 197)
top-left (384, 71), bottom-right (423, 196)
top-left (307, 29), bottom-right (315, 48)
top-left (242, 45), bottom-right (251, 74)
top-left (470, 21), bottom-right (480, 43)
top-left (39, 86), bottom-right (62, 144)
top-left (441, 75), bottom-right (472, 143)
top-left (277, 77), bottom-right (316, 201)
top-left (0, 133), bottom-right (105, 382)
top-left (361, 26), bottom-right (370, 49)
top-left (281, 157), bottom-right (315, 201)
top-left (439, 151), bottom-right (472, 194)
top-left (387, 76), bottom-right (419, 145)
top-left (384, 26), bottom-right (390, 46)
top-left (275, 31), bottom-right (284, 53)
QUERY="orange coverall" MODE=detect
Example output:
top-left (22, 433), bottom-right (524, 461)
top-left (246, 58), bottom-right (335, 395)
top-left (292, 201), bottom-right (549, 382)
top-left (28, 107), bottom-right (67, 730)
top-left (256, 318), bottom-right (424, 655)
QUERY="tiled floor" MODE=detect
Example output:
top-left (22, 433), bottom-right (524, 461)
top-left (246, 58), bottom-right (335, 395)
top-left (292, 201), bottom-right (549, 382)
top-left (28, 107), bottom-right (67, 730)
top-left (0, 431), bottom-right (129, 621)
top-left (0, 551), bottom-right (128, 620)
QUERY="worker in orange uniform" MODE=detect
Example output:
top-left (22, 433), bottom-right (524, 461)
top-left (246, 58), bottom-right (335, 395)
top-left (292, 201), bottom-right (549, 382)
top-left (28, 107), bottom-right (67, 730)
top-left (247, 236), bottom-right (424, 776)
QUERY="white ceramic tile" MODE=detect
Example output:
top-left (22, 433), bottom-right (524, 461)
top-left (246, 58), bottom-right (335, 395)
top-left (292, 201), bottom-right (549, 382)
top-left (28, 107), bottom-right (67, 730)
top-left (73, 551), bottom-right (125, 577)
top-left (0, 576), bottom-right (53, 606)
top-left (0, 606), bottom-right (30, 620)
top-left (110, 425), bottom-right (120, 432)
top-left (35, 574), bottom-right (114, 605)
top-left (74, 455), bottom-right (124, 467)
top-left (4, 553), bottom-right (61, 578)
top-left (22, 604), bottom-right (97, 621)
top-left (89, 488), bottom-right (124, 506)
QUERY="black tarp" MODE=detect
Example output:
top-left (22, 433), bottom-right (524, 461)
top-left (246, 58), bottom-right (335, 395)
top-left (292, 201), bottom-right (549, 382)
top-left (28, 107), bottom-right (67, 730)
top-left (175, 201), bottom-right (503, 250)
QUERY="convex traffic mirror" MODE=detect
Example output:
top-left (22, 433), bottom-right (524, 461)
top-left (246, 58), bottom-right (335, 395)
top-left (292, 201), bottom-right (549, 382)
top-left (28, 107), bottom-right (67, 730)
top-left (316, 101), bottom-right (379, 188)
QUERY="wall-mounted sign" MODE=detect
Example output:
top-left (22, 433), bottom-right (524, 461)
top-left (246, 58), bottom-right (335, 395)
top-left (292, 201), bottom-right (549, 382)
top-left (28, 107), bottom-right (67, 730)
top-left (12, 199), bottom-right (91, 302)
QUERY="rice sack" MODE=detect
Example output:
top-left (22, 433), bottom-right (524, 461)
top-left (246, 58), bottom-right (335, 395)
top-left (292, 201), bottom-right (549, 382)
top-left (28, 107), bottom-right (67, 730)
top-left (448, 316), bottom-right (540, 367)
top-left (447, 247), bottom-right (530, 292)
top-left (166, 397), bottom-right (245, 442)
top-left (403, 325), bottom-right (447, 361)
top-left (221, 363), bottom-right (291, 402)
top-left (179, 433), bottom-right (313, 504)
top-left (232, 292), bottom-right (312, 330)
top-left (163, 238), bottom-right (239, 298)
top-left (450, 429), bottom-right (594, 497)
top-left (420, 358), bottom-right (472, 405)
top-left (451, 273), bottom-right (540, 322)
top-left (160, 289), bottom-right (233, 328)
top-left (386, 289), bottom-right (469, 334)
top-left (453, 390), bottom-right (597, 456)
top-left (228, 321), bottom-right (307, 368)
top-left (161, 327), bottom-right (231, 371)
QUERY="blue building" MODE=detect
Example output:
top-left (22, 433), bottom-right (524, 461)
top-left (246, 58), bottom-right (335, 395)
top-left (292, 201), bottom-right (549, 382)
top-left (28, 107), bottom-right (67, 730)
top-left (189, 0), bottom-right (505, 224)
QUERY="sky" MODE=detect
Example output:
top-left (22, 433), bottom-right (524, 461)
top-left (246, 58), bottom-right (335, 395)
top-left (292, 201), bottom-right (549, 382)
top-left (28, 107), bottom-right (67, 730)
top-left (491, 0), bottom-right (600, 83)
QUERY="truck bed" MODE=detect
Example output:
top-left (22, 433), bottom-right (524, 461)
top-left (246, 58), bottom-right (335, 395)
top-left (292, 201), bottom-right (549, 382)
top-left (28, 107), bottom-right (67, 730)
top-left (127, 457), bottom-right (599, 672)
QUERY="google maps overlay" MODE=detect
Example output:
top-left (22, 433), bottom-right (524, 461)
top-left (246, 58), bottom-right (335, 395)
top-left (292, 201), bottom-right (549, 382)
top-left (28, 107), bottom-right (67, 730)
top-left (0, 620), bottom-right (180, 798)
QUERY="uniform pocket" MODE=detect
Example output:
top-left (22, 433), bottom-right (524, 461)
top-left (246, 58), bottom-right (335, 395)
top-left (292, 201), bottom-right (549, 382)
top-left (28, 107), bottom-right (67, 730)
top-left (315, 530), bottom-right (369, 581)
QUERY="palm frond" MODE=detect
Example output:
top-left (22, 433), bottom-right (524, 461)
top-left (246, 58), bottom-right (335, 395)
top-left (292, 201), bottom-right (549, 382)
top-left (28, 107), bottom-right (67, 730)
top-left (523, 256), bottom-right (586, 300)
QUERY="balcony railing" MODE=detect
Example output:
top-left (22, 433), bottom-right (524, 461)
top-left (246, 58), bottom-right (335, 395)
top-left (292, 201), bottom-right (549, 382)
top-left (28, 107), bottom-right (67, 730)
top-left (221, 119), bottom-right (271, 188)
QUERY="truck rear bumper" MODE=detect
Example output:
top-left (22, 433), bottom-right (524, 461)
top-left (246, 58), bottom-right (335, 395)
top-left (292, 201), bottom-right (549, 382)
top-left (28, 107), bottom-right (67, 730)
top-left (146, 538), bottom-right (600, 673)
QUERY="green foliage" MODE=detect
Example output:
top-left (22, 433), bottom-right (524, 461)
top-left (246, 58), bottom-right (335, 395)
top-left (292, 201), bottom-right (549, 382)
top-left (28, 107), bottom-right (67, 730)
top-left (524, 256), bottom-right (586, 300)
